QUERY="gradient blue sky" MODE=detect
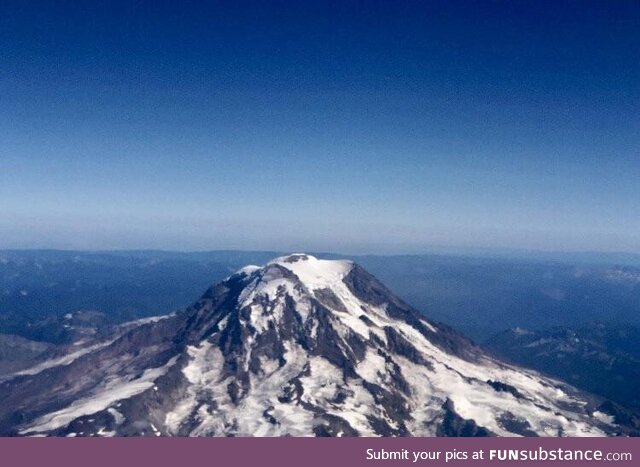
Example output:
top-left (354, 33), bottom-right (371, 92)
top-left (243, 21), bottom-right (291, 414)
top-left (1, 1), bottom-right (639, 253)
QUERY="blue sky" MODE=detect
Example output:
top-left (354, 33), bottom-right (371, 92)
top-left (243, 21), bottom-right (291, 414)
top-left (1, 1), bottom-right (639, 253)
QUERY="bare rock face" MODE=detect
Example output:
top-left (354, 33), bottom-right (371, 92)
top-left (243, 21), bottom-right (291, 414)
top-left (0, 254), bottom-right (624, 437)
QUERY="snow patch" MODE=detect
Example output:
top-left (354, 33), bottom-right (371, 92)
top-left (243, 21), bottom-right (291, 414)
top-left (21, 357), bottom-right (178, 434)
top-left (9, 340), bottom-right (115, 380)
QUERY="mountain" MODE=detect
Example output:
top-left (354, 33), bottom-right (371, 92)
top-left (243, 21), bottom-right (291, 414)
top-left (486, 324), bottom-right (640, 415)
top-left (0, 254), bottom-right (627, 437)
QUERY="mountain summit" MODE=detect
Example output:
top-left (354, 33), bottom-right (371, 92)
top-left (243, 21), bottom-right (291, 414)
top-left (0, 254), bottom-right (622, 436)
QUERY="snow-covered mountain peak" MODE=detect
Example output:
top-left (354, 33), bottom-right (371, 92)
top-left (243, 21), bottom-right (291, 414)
top-left (230, 254), bottom-right (357, 323)
top-left (0, 255), bottom-right (626, 437)
top-left (265, 254), bottom-right (353, 288)
top-left (232, 254), bottom-right (353, 291)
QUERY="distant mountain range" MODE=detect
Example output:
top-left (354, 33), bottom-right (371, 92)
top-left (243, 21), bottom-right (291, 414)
top-left (0, 255), bottom-right (630, 437)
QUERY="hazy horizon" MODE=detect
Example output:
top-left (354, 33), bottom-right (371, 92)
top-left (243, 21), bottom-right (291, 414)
top-left (2, 2), bottom-right (639, 254)
top-left (2, 245), bottom-right (640, 264)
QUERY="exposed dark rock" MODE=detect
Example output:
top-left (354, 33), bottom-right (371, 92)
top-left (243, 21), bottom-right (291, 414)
top-left (486, 380), bottom-right (524, 399)
top-left (497, 412), bottom-right (538, 436)
top-left (384, 326), bottom-right (432, 368)
top-left (437, 399), bottom-right (493, 437)
top-left (314, 288), bottom-right (348, 313)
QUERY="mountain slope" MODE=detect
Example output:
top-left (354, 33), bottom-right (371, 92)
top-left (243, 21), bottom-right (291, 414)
top-left (486, 325), bottom-right (640, 413)
top-left (0, 254), bottom-right (623, 437)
